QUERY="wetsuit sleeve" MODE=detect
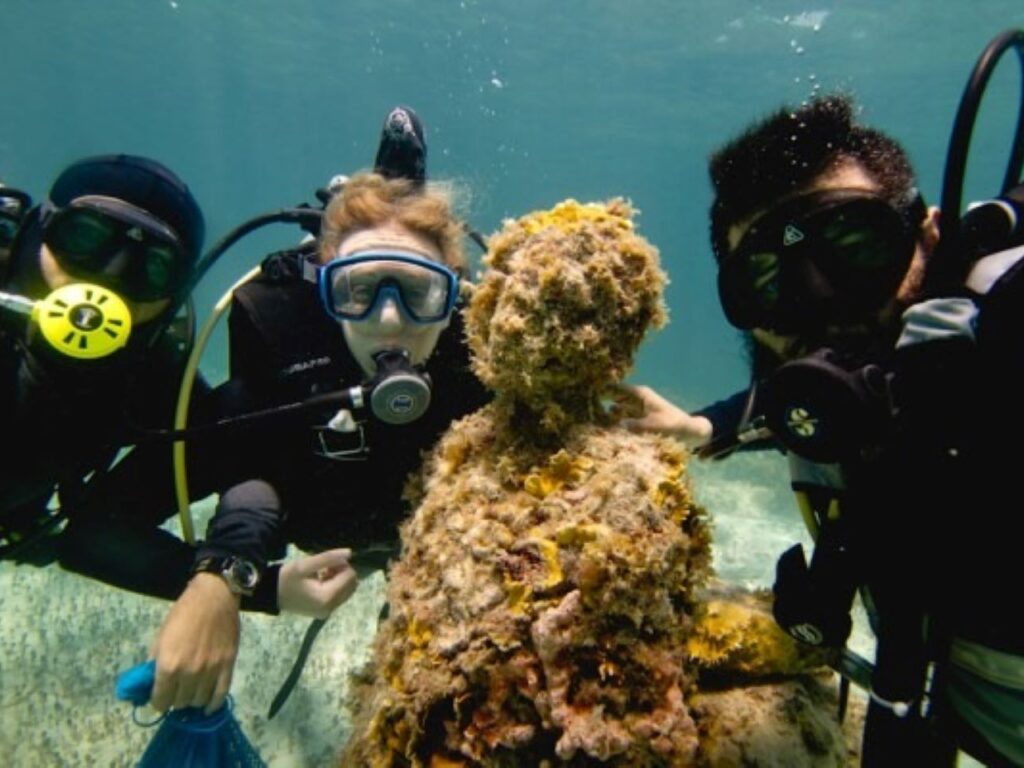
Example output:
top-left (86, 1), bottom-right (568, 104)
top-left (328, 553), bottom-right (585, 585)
top-left (58, 428), bottom-right (285, 614)
top-left (53, 363), bottom-right (214, 595)
top-left (54, 366), bottom-right (285, 612)
top-left (694, 388), bottom-right (775, 456)
top-left (195, 479), bottom-right (287, 613)
top-left (59, 514), bottom-right (281, 613)
top-left (189, 294), bottom-right (293, 613)
top-left (694, 390), bottom-right (750, 437)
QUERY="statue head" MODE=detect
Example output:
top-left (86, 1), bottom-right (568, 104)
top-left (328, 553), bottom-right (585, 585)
top-left (467, 198), bottom-right (666, 432)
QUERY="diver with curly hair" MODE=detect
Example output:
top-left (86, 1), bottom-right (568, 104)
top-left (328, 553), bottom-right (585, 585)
top-left (624, 92), bottom-right (1024, 766)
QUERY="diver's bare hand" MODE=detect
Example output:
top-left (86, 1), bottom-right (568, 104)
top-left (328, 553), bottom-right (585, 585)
top-left (614, 384), bottom-right (713, 448)
top-left (278, 548), bottom-right (358, 619)
top-left (149, 573), bottom-right (240, 715)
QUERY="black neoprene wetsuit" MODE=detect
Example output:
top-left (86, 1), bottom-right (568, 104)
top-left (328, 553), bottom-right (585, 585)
top-left (696, 290), bottom-right (1022, 765)
top-left (0, 215), bottom-right (215, 582)
top-left (194, 249), bottom-right (490, 611)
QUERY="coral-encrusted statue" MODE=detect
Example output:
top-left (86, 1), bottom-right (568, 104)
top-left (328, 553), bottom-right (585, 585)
top-left (342, 200), bottom-right (848, 767)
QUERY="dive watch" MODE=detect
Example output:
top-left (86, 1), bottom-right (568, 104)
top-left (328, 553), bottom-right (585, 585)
top-left (191, 555), bottom-right (260, 597)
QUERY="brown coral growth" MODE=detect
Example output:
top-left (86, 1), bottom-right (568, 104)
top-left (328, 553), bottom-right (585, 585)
top-left (341, 199), bottom-right (846, 767)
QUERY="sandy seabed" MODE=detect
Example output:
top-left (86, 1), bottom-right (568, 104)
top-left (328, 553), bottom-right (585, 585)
top-left (0, 497), bottom-right (388, 767)
top-left (1, 451), bottom-right (968, 767)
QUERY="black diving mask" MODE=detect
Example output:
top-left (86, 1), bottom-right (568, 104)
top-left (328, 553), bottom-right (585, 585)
top-left (42, 196), bottom-right (189, 302)
top-left (717, 189), bottom-right (926, 334)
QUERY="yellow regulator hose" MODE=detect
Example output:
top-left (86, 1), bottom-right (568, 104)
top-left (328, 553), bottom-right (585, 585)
top-left (174, 267), bottom-right (261, 544)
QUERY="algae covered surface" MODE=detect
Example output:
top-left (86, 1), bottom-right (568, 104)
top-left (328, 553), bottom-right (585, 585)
top-left (342, 200), bottom-right (847, 766)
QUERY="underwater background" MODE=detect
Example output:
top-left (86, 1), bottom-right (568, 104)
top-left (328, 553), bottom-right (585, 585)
top-left (1, 1), bottom-right (1022, 764)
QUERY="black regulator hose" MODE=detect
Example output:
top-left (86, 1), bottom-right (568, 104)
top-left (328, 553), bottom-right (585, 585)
top-left (131, 387), bottom-right (365, 442)
top-left (185, 207), bottom-right (325, 298)
top-left (929, 28), bottom-right (1024, 294)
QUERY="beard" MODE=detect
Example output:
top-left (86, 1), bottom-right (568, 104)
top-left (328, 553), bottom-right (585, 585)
top-left (746, 306), bottom-right (905, 381)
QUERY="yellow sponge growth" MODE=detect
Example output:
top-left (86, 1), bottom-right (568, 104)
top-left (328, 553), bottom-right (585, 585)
top-left (687, 584), bottom-right (836, 681)
top-left (516, 199), bottom-right (635, 237)
top-left (523, 450), bottom-right (594, 498)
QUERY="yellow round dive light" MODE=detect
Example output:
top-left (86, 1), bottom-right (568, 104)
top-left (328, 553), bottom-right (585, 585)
top-left (31, 283), bottom-right (132, 359)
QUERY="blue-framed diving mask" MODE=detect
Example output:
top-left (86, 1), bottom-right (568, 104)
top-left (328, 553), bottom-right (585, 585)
top-left (307, 250), bottom-right (459, 324)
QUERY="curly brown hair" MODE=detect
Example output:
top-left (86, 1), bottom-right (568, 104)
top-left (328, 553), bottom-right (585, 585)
top-left (318, 173), bottom-right (467, 276)
top-left (708, 93), bottom-right (919, 261)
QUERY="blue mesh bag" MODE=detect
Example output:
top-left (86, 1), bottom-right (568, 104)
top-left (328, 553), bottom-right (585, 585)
top-left (115, 660), bottom-right (267, 768)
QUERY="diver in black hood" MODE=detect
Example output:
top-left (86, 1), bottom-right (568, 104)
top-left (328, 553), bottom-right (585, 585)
top-left (1, 154), bottom-right (210, 564)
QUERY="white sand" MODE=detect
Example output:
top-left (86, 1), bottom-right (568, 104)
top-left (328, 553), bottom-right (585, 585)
top-left (0, 500), bottom-right (387, 766)
top-left (4, 452), bottom-right (964, 766)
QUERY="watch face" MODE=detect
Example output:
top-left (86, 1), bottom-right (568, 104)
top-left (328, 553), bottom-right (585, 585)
top-left (228, 558), bottom-right (260, 589)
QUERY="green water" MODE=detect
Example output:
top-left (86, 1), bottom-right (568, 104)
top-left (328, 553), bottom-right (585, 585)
top-left (2, 1), bottom-right (1021, 763)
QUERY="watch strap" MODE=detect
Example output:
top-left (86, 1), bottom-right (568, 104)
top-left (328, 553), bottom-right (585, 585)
top-left (191, 555), bottom-right (260, 597)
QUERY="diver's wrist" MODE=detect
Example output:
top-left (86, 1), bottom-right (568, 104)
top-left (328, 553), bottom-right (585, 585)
top-left (679, 414), bottom-right (714, 448)
top-left (188, 571), bottom-right (243, 607)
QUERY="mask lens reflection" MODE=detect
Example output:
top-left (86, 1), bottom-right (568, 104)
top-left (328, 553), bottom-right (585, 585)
top-left (720, 193), bottom-right (916, 332)
top-left (44, 204), bottom-right (187, 301)
top-left (322, 253), bottom-right (456, 323)
top-left (52, 209), bottom-right (120, 266)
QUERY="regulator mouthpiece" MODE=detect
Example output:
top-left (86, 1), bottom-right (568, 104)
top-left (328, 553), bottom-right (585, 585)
top-left (368, 349), bottom-right (431, 425)
top-left (26, 283), bottom-right (133, 359)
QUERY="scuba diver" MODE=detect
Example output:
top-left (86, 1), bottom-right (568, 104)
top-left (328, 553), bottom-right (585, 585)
top-left (622, 63), bottom-right (1024, 768)
top-left (1, 154), bottom-right (211, 565)
top-left (144, 107), bottom-right (490, 715)
top-left (3, 107), bottom-right (485, 715)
